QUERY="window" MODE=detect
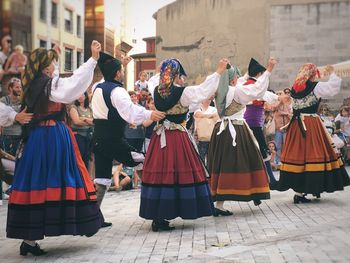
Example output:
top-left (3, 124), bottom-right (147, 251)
top-left (65, 48), bottom-right (73, 71)
top-left (64, 9), bottom-right (73, 33)
top-left (77, 51), bottom-right (82, 68)
top-left (76, 15), bottom-right (81, 37)
top-left (39, 40), bottom-right (47, 48)
top-left (40, 0), bottom-right (46, 21)
top-left (51, 2), bottom-right (57, 26)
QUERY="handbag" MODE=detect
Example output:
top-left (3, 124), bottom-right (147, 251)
top-left (196, 117), bottom-right (216, 142)
top-left (265, 118), bottom-right (276, 136)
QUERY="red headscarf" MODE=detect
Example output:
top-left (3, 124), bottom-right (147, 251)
top-left (292, 63), bottom-right (320, 93)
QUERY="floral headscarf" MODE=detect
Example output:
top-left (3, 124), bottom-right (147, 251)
top-left (158, 59), bottom-right (187, 98)
top-left (22, 48), bottom-right (58, 91)
top-left (292, 63), bottom-right (320, 93)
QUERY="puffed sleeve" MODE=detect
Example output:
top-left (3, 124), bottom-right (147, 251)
top-left (313, 73), bottom-right (342, 98)
top-left (180, 72), bottom-right (221, 107)
top-left (50, 57), bottom-right (97, 103)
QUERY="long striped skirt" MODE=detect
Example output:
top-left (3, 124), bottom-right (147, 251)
top-left (6, 121), bottom-right (103, 240)
top-left (208, 121), bottom-right (270, 202)
top-left (277, 115), bottom-right (350, 193)
top-left (139, 130), bottom-right (214, 220)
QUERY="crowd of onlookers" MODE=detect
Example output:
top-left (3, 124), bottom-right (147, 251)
top-left (262, 89), bottom-right (350, 170)
top-left (1, 33), bottom-right (350, 199)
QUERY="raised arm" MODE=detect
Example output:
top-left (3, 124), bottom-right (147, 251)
top-left (111, 88), bottom-right (165, 125)
top-left (50, 41), bottom-right (101, 103)
top-left (180, 58), bottom-right (228, 107)
top-left (234, 58), bottom-right (277, 105)
top-left (314, 66), bottom-right (341, 98)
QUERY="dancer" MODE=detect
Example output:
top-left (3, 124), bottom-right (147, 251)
top-left (91, 52), bottom-right (165, 227)
top-left (208, 58), bottom-right (277, 215)
top-left (277, 64), bottom-right (350, 203)
top-left (139, 58), bottom-right (228, 231)
top-left (6, 41), bottom-right (104, 256)
top-left (243, 58), bottom-right (278, 188)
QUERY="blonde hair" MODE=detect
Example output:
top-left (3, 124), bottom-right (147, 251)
top-left (14, 45), bottom-right (24, 53)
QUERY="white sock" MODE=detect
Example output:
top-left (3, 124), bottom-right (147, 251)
top-left (24, 240), bottom-right (36, 246)
top-left (216, 201), bottom-right (224, 209)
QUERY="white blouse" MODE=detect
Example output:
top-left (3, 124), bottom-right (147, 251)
top-left (314, 73), bottom-right (341, 98)
top-left (50, 57), bottom-right (97, 103)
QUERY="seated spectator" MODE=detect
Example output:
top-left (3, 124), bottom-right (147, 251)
top-left (268, 141), bottom-right (281, 170)
top-left (334, 105), bottom-right (350, 163)
top-left (109, 164), bottom-right (132, 191)
top-left (139, 88), bottom-right (150, 108)
top-left (0, 77), bottom-right (22, 156)
top-left (5, 45), bottom-right (27, 76)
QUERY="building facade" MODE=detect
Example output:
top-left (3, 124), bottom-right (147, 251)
top-left (155, 0), bottom-right (350, 108)
top-left (32, 0), bottom-right (85, 73)
top-left (131, 37), bottom-right (156, 83)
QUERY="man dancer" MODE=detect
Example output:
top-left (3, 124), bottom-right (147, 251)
top-left (91, 52), bottom-right (164, 227)
top-left (242, 58), bottom-right (277, 199)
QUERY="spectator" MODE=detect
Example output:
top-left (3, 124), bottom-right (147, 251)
top-left (334, 105), bottom-right (350, 162)
top-left (139, 88), bottom-right (149, 108)
top-left (124, 91), bottom-right (145, 188)
top-left (4, 45), bottom-right (27, 76)
top-left (109, 164), bottom-right (132, 191)
top-left (194, 97), bottom-right (219, 166)
top-left (0, 35), bottom-right (12, 91)
top-left (273, 88), bottom-right (292, 160)
top-left (0, 77), bottom-right (22, 156)
top-left (268, 141), bottom-right (281, 170)
top-left (143, 97), bottom-right (157, 152)
top-left (134, 71), bottom-right (148, 92)
top-left (69, 92), bottom-right (94, 169)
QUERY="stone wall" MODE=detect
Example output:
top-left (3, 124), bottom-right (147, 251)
top-left (155, 0), bottom-right (350, 109)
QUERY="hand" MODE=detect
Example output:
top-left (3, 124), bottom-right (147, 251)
top-left (91, 40), bottom-right (101, 60)
top-left (150, 110), bottom-right (165, 122)
top-left (324, 64), bottom-right (334, 74)
top-left (15, 107), bottom-right (33, 124)
top-left (122, 55), bottom-right (132, 67)
top-left (266, 57), bottom-right (278, 73)
top-left (52, 44), bottom-right (61, 56)
top-left (216, 58), bottom-right (230, 75)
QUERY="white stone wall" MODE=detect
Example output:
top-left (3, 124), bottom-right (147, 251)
top-left (269, 1), bottom-right (350, 108)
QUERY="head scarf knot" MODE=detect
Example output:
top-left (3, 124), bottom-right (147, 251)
top-left (215, 66), bottom-right (242, 117)
top-left (22, 48), bottom-right (58, 91)
top-left (292, 63), bottom-right (320, 93)
top-left (158, 58), bottom-right (187, 98)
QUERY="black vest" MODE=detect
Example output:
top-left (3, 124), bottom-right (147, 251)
top-left (93, 81), bottom-right (126, 141)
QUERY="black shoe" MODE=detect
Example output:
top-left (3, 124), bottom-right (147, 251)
top-left (20, 242), bottom-right (47, 256)
top-left (213, 208), bottom-right (233, 217)
top-left (293, 194), bottom-right (311, 204)
top-left (313, 193), bottom-right (321, 198)
top-left (253, 200), bottom-right (262, 206)
top-left (151, 221), bottom-right (175, 232)
top-left (101, 221), bottom-right (112, 228)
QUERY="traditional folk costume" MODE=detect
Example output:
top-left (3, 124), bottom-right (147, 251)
top-left (208, 67), bottom-right (270, 213)
top-left (6, 48), bottom-right (103, 254)
top-left (92, 53), bottom-right (152, 226)
top-left (243, 58), bottom-right (277, 185)
top-left (277, 64), bottom-right (350, 203)
top-left (139, 59), bottom-right (217, 231)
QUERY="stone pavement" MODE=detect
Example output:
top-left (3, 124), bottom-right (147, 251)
top-left (1, 171), bottom-right (350, 263)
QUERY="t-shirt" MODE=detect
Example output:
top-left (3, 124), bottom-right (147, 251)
top-left (70, 105), bottom-right (93, 137)
top-left (134, 80), bottom-right (148, 92)
top-left (0, 96), bottom-right (22, 136)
